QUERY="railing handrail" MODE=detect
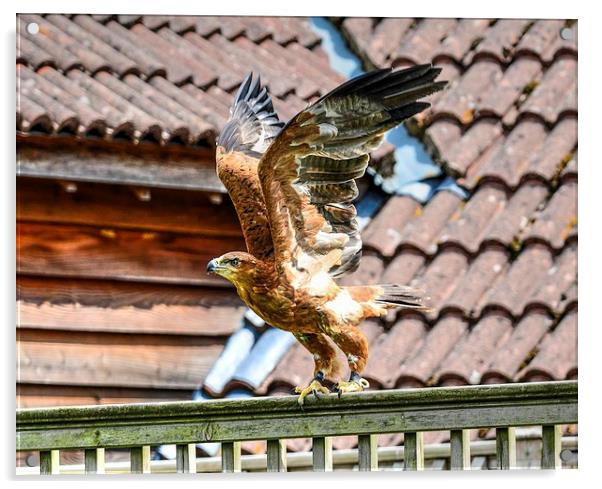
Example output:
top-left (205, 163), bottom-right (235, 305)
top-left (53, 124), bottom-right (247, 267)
top-left (17, 380), bottom-right (577, 452)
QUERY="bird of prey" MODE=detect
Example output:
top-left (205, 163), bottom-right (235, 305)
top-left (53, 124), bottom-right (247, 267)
top-left (207, 66), bottom-right (446, 405)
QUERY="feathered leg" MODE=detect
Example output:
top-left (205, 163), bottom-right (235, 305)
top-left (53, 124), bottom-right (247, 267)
top-left (293, 332), bottom-right (340, 406)
top-left (329, 327), bottom-right (371, 396)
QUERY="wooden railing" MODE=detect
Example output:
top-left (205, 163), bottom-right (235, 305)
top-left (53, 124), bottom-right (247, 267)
top-left (16, 380), bottom-right (577, 474)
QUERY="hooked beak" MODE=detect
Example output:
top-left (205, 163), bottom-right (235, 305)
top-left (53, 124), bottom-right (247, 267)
top-left (206, 259), bottom-right (218, 273)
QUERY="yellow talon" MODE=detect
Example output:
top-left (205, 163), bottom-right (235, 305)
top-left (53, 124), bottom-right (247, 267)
top-left (336, 377), bottom-right (370, 396)
top-left (294, 379), bottom-right (330, 406)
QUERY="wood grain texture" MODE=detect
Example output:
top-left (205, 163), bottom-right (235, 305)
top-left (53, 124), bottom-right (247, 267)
top-left (496, 427), bottom-right (516, 469)
top-left (16, 381), bottom-right (577, 451)
top-left (17, 178), bottom-right (243, 237)
top-left (17, 384), bottom-right (193, 409)
top-left (17, 221), bottom-right (245, 286)
top-left (312, 437), bottom-right (332, 471)
top-left (541, 424), bottom-right (562, 469)
top-left (130, 446), bottom-right (151, 474)
top-left (40, 450), bottom-right (60, 474)
top-left (17, 329), bottom-right (225, 389)
top-left (221, 441), bottom-right (241, 473)
top-left (17, 139), bottom-right (223, 192)
top-left (84, 448), bottom-right (105, 474)
top-left (176, 444), bottom-right (196, 473)
top-left (266, 439), bottom-right (287, 472)
top-left (404, 432), bottom-right (424, 470)
top-left (449, 429), bottom-right (470, 470)
top-left (358, 434), bottom-right (378, 471)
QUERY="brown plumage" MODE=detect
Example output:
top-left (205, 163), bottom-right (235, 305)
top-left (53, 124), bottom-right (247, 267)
top-left (208, 68), bottom-right (445, 404)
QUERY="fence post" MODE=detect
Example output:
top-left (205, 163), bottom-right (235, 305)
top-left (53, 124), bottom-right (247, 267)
top-left (176, 444), bottom-right (196, 473)
top-left (84, 448), bottom-right (105, 474)
top-left (358, 434), bottom-right (378, 471)
top-left (267, 439), bottom-right (287, 472)
top-left (40, 450), bottom-right (60, 475)
top-left (541, 425), bottom-right (562, 469)
top-left (450, 429), bottom-right (470, 470)
top-left (496, 427), bottom-right (516, 469)
top-left (312, 437), bottom-right (333, 472)
top-left (130, 446), bottom-right (151, 474)
top-left (221, 441), bottom-right (241, 473)
top-left (404, 432), bottom-right (424, 470)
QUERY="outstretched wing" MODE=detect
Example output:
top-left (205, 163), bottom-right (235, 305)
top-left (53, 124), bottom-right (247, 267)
top-left (216, 74), bottom-right (285, 260)
top-left (258, 65), bottom-right (446, 281)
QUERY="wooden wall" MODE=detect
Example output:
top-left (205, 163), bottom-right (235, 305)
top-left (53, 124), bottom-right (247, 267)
top-left (17, 174), bottom-right (246, 408)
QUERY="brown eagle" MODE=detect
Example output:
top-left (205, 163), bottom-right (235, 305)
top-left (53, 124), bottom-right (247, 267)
top-left (207, 66), bottom-right (446, 404)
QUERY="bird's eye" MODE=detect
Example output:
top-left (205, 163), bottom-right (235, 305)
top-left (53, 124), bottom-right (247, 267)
top-left (230, 258), bottom-right (240, 267)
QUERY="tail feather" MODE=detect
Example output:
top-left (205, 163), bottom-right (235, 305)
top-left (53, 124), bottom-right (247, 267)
top-left (374, 284), bottom-right (431, 311)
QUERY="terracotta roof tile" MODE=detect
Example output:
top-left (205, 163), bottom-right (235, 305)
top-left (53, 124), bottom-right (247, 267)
top-left (440, 119), bottom-right (503, 176)
top-left (484, 181), bottom-right (549, 245)
top-left (518, 309), bottom-right (577, 381)
top-left (438, 182), bottom-right (509, 253)
top-left (434, 313), bottom-right (514, 385)
top-left (482, 310), bottom-right (553, 383)
top-left (515, 19), bottom-right (566, 60)
top-left (397, 313), bottom-right (469, 386)
top-left (520, 56), bottom-right (577, 124)
top-left (435, 19), bottom-right (493, 63)
top-left (432, 60), bottom-right (504, 123)
top-left (522, 180), bottom-right (577, 249)
top-left (541, 22), bottom-right (577, 63)
top-left (393, 18), bottom-right (458, 65)
top-left (362, 196), bottom-right (421, 256)
top-left (366, 18), bottom-right (415, 66)
top-left (470, 118), bottom-right (548, 188)
top-left (467, 19), bottom-right (532, 64)
top-left (337, 254), bottom-right (385, 287)
top-left (364, 315), bottom-right (428, 387)
top-left (394, 190), bottom-right (464, 253)
top-left (380, 249), bottom-right (426, 286)
top-left (412, 248), bottom-right (469, 316)
top-left (479, 243), bottom-right (555, 318)
top-left (443, 246), bottom-right (509, 317)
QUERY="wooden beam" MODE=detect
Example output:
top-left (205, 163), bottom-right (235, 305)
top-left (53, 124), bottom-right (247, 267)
top-left (176, 444), bottom-right (196, 473)
top-left (17, 177), bottom-right (242, 237)
top-left (17, 221), bottom-right (244, 286)
top-left (358, 434), bottom-right (378, 471)
top-left (17, 328), bottom-right (225, 390)
top-left (404, 432), bottom-right (424, 470)
top-left (449, 429), bottom-right (470, 470)
top-left (221, 441), bottom-right (241, 473)
top-left (496, 427), bottom-right (516, 469)
top-left (17, 384), bottom-right (193, 409)
top-left (130, 446), bottom-right (151, 474)
top-left (39, 450), bottom-right (60, 474)
top-left (266, 439), bottom-right (287, 472)
top-left (17, 139), bottom-right (224, 193)
top-left (17, 276), bottom-right (244, 336)
top-left (312, 437), bottom-right (332, 471)
top-left (84, 448), bottom-right (105, 474)
top-left (17, 381), bottom-right (578, 452)
top-left (541, 424), bottom-right (562, 469)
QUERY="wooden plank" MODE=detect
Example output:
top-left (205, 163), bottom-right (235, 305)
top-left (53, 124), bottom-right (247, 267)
top-left (17, 139), bottom-right (224, 193)
top-left (404, 432), bottom-right (424, 470)
top-left (84, 448), bottom-right (105, 474)
top-left (17, 221), bottom-right (244, 286)
top-left (541, 425), bottom-right (562, 469)
top-left (16, 381), bottom-right (578, 451)
top-left (17, 328), bottom-right (225, 390)
top-left (17, 384), bottom-right (193, 409)
top-left (39, 449), bottom-right (60, 474)
top-left (266, 439), bottom-right (287, 472)
top-left (357, 434), bottom-right (377, 471)
top-left (449, 429), bottom-right (470, 470)
top-left (17, 177), bottom-right (242, 238)
top-left (130, 446), bottom-right (151, 474)
top-left (221, 441), bottom-right (241, 473)
top-left (312, 437), bottom-right (332, 471)
top-left (176, 444), bottom-right (196, 473)
top-left (17, 276), bottom-right (243, 336)
top-left (496, 427), bottom-right (516, 469)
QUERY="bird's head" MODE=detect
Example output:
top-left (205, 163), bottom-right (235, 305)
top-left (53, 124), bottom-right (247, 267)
top-left (206, 251), bottom-right (258, 287)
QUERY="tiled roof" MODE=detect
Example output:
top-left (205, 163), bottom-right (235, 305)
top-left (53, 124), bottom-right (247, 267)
top-left (246, 18), bottom-right (577, 450)
top-left (17, 14), bottom-right (342, 146)
top-left (16, 15), bottom-right (577, 454)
